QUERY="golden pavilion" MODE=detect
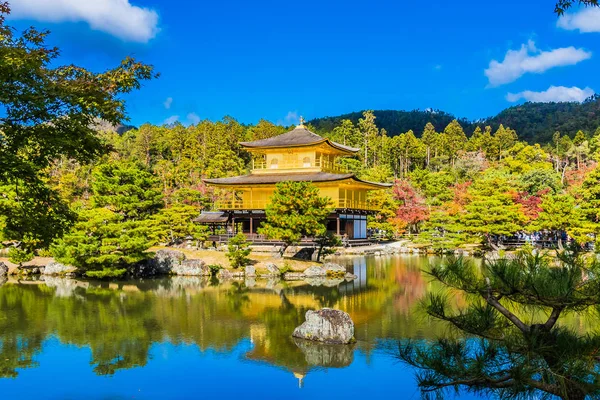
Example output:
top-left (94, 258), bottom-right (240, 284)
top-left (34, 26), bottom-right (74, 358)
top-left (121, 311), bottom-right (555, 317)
top-left (202, 119), bottom-right (390, 240)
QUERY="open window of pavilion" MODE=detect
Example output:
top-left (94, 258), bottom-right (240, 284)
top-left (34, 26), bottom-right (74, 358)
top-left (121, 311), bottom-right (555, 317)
top-left (202, 120), bottom-right (391, 241)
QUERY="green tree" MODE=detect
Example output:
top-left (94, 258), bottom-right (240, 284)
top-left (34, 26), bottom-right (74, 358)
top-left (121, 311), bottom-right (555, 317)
top-left (555, 0), bottom-right (599, 15)
top-left (0, 3), bottom-right (155, 250)
top-left (52, 163), bottom-right (163, 278)
top-left (400, 250), bottom-right (600, 400)
top-left (226, 232), bottom-right (251, 269)
top-left (51, 208), bottom-right (152, 278)
top-left (358, 110), bottom-right (379, 167)
top-left (493, 124), bottom-right (518, 161)
top-left (149, 205), bottom-right (209, 246)
top-left (421, 123), bottom-right (439, 166)
top-left (530, 193), bottom-right (583, 248)
top-left (519, 168), bottom-right (562, 194)
top-left (440, 120), bottom-right (467, 166)
top-left (258, 182), bottom-right (333, 256)
top-left (330, 119), bottom-right (361, 148)
top-left (314, 232), bottom-right (342, 262)
top-left (92, 161), bottom-right (163, 219)
top-left (459, 171), bottom-right (526, 248)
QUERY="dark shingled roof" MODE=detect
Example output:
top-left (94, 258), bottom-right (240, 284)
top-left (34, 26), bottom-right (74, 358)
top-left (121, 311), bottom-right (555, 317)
top-left (193, 212), bottom-right (229, 223)
top-left (203, 172), bottom-right (391, 188)
top-left (240, 126), bottom-right (360, 153)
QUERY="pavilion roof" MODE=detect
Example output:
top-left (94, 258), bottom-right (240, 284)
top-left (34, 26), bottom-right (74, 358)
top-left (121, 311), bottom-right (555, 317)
top-left (203, 172), bottom-right (391, 189)
top-left (240, 125), bottom-right (359, 153)
top-left (192, 212), bottom-right (229, 223)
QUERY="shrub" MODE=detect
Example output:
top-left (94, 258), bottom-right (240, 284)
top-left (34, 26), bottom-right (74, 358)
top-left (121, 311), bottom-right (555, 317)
top-left (226, 232), bottom-right (251, 269)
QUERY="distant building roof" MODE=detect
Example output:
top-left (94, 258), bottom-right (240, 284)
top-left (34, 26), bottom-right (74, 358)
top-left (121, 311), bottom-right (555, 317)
top-left (193, 212), bottom-right (229, 223)
top-left (203, 172), bottom-right (391, 189)
top-left (240, 125), bottom-right (360, 153)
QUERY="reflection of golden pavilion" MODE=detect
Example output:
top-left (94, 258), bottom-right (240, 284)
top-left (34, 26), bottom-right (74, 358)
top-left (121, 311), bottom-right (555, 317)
top-left (203, 120), bottom-right (390, 240)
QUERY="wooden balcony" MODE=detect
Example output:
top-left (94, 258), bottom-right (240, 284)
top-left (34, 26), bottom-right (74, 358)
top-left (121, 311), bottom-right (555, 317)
top-left (252, 158), bottom-right (348, 174)
top-left (216, 199), bottom-right (377, 211)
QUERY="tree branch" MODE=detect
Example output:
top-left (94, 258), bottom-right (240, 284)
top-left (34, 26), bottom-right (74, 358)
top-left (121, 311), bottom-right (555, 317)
top-left (483, 278), bottom-right (530, 333)
top-left (543, 306), bottom-right (564, 331)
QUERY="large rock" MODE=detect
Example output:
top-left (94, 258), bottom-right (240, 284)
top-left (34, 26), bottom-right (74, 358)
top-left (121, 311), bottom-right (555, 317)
top-left (0, 276), bottom-right (6, 287)
top-left (265, 263), bottom-right (281, 276)
top-left (154, 249), bottom-right (186, 271)
top-left (0, 262), bottom-right (8, 277)
top-left (245, 265), bottom-right (256, 277)
top-left (217, 269), bottom-right (233, 280)
top-left (292, 308), bottom-right (355, 344)
top-left (323, 263), bottom-right (346, 277)
top-left (303, 266), bottom-right (326, 277)
top-left (283, 272), bottom-right (305, 281)
top-left (43, 261), bottom-right (77, 276)
top-left (171, 259), bottom-right (210, 276)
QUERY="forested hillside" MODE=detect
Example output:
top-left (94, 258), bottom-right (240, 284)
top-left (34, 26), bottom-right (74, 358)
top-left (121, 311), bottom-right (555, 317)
top-left (309, 95), bottom-right (600, 144)
top-left (309, 110), bottom-right (475, 138)
top-left (486, 95), bottom-right (600, 143)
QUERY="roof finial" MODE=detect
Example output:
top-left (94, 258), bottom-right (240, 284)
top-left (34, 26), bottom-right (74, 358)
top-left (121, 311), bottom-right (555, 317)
top-left (298, 116), bottom-right (305, 128)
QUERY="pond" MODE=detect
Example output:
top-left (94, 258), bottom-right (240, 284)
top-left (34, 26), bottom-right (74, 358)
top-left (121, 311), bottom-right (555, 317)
top-left (0, 255), bottom-right (482, 399)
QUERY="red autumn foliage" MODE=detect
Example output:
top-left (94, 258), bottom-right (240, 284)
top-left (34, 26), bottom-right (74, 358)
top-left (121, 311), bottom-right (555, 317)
top-left (565, 162), bottom-right (597, 190)
top-left (392, 180), bottom-right (429, 230)
top-left (511, 188), bottom-right (549, 220)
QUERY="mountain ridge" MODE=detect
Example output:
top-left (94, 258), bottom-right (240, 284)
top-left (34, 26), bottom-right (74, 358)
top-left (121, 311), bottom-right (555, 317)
top-left (308, 95), bottom-right (600, 143)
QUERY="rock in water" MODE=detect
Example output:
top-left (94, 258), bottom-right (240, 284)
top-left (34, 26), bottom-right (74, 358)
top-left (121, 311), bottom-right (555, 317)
top-left (152, 249), bottom-right (186, 274)
top-left (265, 263), bottom-right (280, 276)
top-left (171, 259), bottom-right (210, 276)
top-left (303, 266), bottom-right (326, 277)
top-left (0, 262), bottom-right (8, 277)
top-left (324, 263), bottom-right (346, 277)
top-left (43, 261), bottom-right (77, 276)
top-left (245, 265), bottom-right (256, 277)
top-left (292, 308), bottom-right (355, 344)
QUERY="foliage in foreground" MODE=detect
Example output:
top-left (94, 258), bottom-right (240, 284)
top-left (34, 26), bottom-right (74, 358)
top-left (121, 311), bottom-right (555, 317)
top-left (399, 250), bottom-right (600, 400)
top-left (0, 2), bottom-right (155, 254)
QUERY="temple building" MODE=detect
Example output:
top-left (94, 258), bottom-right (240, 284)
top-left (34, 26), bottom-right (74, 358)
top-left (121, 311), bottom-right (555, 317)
top-left (202, 120), bottom-right (390, 240)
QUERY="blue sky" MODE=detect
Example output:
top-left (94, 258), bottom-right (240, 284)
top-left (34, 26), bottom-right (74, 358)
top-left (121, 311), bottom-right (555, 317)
top-left (6, 0), bottom-right (600, 127)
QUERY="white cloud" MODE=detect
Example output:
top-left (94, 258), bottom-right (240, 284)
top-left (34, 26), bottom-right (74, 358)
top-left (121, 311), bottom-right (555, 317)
top-left (9, 0), bottom-right (159, 43)
top-left (506, 86), bottom-right (595, 103)
top-left (484, 40), bottom-right (591, 86)
top-left (163, 115), bottom-right (179, 125)
top-left (163, 97), bottom-right (173, 110)
top-left (283, 111), bottom-right (299, 125)
top-left (186, 113), bottom-right (200, 125)
top-left (558, 7), bottom-right (600, 33)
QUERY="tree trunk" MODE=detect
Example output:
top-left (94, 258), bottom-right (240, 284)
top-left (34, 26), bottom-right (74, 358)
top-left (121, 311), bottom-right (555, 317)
top-left (277, 243), bottom-right (289, 258)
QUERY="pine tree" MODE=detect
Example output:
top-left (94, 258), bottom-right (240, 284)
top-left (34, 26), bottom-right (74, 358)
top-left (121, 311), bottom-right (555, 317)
top-left (400, 250), bottom-right (600, 400)
top-left (529, 193), bottom-right (583, 248)
top-left (52, 162), bottom-right (164, 278)
top-left (257, 182), bottom-right (333, 256)
top-left (421, 123), bottom-right (439, 166)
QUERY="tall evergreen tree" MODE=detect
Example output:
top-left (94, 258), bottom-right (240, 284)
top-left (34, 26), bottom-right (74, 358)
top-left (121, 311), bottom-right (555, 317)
top-left (258, 182), bottom-right (333, 256)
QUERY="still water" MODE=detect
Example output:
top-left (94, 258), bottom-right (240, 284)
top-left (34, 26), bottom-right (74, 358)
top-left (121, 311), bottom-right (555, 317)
top-left (0, 255), bottom-right (480, 399)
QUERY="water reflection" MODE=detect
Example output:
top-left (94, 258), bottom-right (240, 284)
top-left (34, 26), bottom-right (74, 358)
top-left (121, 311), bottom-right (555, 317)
top-left (0, 255), bottom-right (444, 386)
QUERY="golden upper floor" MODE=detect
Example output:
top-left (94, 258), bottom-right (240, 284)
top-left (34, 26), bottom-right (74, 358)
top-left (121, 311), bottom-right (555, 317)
top-left (240, 124), bottom-right (359, 175)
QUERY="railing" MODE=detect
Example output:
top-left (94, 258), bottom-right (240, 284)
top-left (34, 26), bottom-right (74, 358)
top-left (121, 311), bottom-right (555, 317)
top-left (216, 199), bottom-right (377, 211)
top-left (337, 199), bottom-right (377, 211)
top-left (216, 200), bottom-right (269, 210)
top-left (252, 158), bottom-right (348, 173)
